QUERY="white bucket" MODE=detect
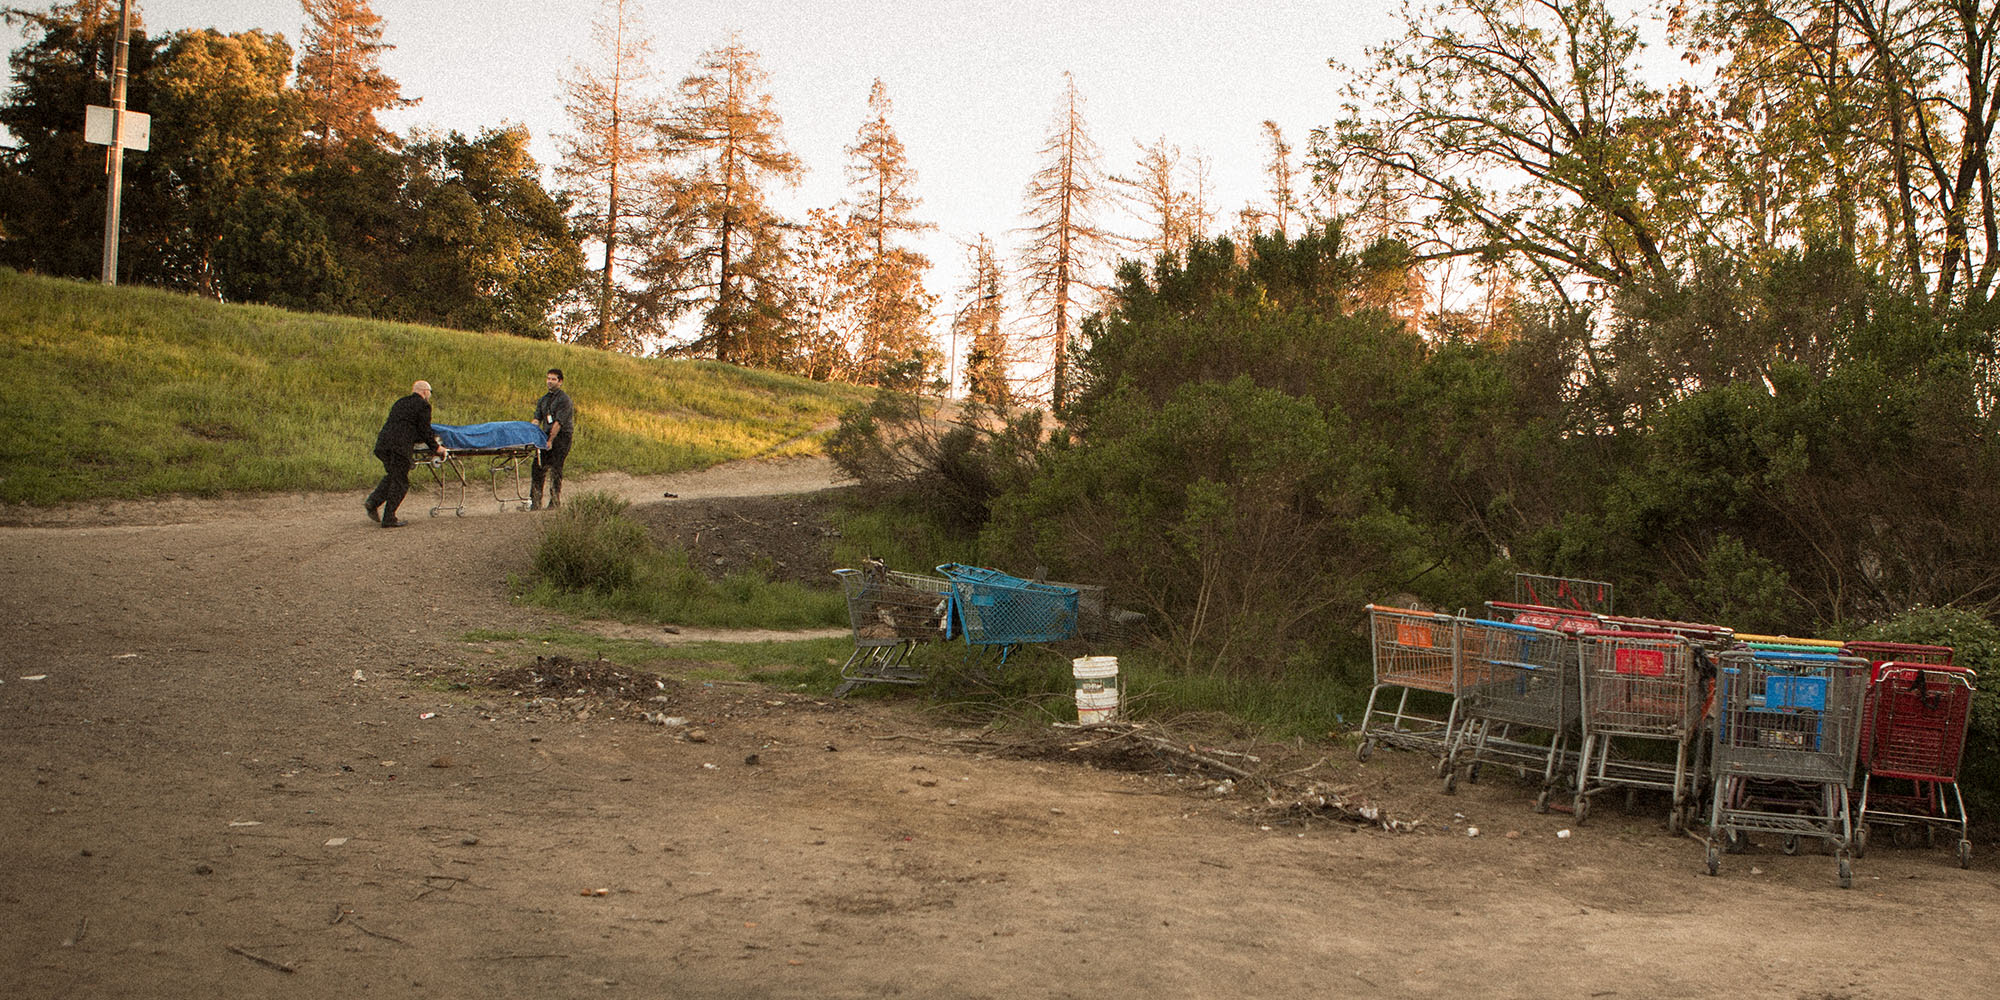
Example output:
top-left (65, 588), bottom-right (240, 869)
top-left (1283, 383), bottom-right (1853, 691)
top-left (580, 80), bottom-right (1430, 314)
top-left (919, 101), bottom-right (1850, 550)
top-left (1072, 656), bottom-right (1120, 724)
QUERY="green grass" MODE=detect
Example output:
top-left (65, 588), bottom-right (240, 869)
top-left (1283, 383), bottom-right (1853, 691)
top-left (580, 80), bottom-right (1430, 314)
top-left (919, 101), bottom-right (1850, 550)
top-left (0, 268), bottom-right (867, 504)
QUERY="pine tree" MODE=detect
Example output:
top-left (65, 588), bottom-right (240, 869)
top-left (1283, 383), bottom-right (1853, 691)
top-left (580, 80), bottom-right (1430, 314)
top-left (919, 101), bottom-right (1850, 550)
top-left (653, 37), bottom-right (802, 365)
top-left (554, 0), bottom-right (668, 350)
top-left (1115, 136), bottom-right (1214, 264)
top-left (842, 78), bottom-right (936, 388)
top-left (295, 0), bottom-right (413, 153)
top-left (954, 235), bottom-right (1010, 408)
top-left (1019, 72), bottom-right (1111, 411)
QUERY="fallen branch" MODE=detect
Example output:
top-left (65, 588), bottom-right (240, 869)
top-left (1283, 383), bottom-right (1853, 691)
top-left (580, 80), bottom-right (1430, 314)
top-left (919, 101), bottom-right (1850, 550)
top-left (227, 944), bottom-right (296, 974)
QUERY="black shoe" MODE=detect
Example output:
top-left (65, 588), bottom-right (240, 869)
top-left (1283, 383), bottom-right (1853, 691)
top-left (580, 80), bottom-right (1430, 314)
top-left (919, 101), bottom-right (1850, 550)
top-left (380, 517), bottom-right (408, 529)
top-left (365, 500), bottom-right (381, 523)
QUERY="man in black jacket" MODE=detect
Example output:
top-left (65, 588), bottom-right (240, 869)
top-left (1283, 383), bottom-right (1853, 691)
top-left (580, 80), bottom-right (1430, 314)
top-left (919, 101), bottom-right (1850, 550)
top-left (530, 368), bottom-right (574, 510)
top-left (365, 380), bottom-right (447, 528)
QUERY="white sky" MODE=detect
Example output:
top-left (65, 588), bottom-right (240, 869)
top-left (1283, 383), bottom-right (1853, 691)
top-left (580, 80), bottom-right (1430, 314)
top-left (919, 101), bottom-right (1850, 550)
top-left (6, 0), bottom-right (1411, 353)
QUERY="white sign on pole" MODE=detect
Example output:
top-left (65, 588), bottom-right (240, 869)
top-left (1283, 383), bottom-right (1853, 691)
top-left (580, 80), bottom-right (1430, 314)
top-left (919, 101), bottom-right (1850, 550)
top-left (84, 105), bottom-right (151, 151)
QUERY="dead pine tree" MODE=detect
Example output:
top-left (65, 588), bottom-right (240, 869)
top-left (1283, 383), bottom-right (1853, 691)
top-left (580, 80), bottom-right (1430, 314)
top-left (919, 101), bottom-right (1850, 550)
top-left (1018, 72), bottom-right (1112, 414)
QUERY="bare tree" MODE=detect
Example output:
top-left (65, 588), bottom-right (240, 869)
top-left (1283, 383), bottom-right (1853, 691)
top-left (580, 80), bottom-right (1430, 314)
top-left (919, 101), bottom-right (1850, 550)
top-left (1019, 72), bottom-right (1112, 411)
top-left (554, 0), bottom-right (667, 350)
top-left (1114, 136), bottom-right (1211, 263)
top-left (296, 0), bottom-right (413, 153)
top-left (1262, 119), bottom-right (1296, 238)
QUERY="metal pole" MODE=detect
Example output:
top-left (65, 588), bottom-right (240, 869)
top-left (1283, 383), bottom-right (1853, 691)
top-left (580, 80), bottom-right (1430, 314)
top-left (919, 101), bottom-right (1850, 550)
top-left (100, 0), bottom-right (132, 285)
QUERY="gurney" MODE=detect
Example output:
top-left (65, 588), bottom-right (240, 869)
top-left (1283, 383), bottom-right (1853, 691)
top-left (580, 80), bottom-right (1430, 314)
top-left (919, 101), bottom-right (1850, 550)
top-left (416, 421), bottom-right (543, 516)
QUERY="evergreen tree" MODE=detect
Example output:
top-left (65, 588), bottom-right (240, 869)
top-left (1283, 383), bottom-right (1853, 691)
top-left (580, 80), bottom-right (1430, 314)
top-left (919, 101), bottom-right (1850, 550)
top-left (1262, 119), bottom-right (1295, 238)
top-left (842, 78), bottom-right (935, 388)
top-left (1019, 72), bottom-right (1112, 411)
top-left (955, 235), bottom-right (1010, 408)
top-left (295, 0), bottom-right (413, 153)
top-left (652, 37), bottom-right (802, 365)
top-left (554, 0), bottom-right (668, 350)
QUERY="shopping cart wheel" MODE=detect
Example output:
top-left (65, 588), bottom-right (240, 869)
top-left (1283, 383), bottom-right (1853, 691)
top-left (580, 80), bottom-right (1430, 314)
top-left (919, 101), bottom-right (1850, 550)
top-left (1467, 762), bottom-right (1483, 784)
top-left (1724, 829), bottom-right (1747, 854)
top-left (1441, 769), bottom-right (1458, 794)
top-left (1533, 790), bottom-right (1550, 814)
top-left (1837, 856), bottom-right (1852, 889)
top-left (1572, 794), bottom-right (1590, 825)
top-left (1357, 738), bottom-right (1373, 763)
top-left (1705, 842), bottom-right (1719, 876)
top-left (1853, 824), bottom-right (1869, 858)
top-left (1782, 836), bottom-right (1800, 856)
top-left (1958, 840), bottom-right (1973, 869)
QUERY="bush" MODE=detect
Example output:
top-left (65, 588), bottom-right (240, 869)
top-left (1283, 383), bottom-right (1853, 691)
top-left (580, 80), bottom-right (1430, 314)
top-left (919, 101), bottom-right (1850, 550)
top-left (532, 491), bottom-right (650, 592)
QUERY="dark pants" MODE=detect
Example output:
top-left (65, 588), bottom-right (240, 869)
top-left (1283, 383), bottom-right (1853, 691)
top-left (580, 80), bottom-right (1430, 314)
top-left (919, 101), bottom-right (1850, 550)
top-left (532, 434), bottom-right (571, 504)
top-left (367, 447), bottom-right (414, 520)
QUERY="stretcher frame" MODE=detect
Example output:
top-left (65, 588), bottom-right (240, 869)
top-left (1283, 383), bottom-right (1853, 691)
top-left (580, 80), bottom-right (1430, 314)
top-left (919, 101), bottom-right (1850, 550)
top-left (417, 443), bottom-right (538, 517)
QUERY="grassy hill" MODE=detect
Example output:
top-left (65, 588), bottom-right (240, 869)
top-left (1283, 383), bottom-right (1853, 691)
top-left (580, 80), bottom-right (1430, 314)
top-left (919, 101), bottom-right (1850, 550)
top-left (0, 269), bottom-right (870, 505)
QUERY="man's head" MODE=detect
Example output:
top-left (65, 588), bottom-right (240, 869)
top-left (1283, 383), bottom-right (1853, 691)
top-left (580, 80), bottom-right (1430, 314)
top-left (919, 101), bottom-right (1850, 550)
top-left (412, 380), bottom-right (432, 400)
top-left (545, 368), bottom-right (564, 389)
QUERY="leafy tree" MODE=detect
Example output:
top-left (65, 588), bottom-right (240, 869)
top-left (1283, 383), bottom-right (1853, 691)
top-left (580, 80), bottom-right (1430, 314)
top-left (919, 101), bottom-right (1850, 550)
top-left (385, 126), bottom-right (586, 338)
top-left (554, 0), bottom-right (669, 349)
top-left (295, 0), bottom-right (413, 154)
top-left (841, 79), bottom-right (936, 388)
top-left (1019, 71), bottom-right (1113, 411)
top-left (1331, 0), bottom-right (1684, 298)
top-left (652, 37), bottom-right (803, 365)
top-left (146, 27), bottom-right (307, 297)
top-left (0, 1), bottom-right (164, 279)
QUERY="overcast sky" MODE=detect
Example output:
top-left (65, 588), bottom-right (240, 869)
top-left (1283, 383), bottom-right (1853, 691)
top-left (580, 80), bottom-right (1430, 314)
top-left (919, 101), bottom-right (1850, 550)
top-left (6, 1), bottom-right (1411, 346)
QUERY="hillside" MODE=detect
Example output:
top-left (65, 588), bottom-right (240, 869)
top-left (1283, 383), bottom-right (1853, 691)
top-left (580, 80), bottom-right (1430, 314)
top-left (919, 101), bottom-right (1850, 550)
top-left (0, 268), bottom-right (869, 505)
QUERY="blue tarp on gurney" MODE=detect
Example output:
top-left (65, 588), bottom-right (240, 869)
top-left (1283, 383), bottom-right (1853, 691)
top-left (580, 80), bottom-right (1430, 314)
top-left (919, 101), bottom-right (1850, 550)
top-left (433, 421), bottom-right (543, 452)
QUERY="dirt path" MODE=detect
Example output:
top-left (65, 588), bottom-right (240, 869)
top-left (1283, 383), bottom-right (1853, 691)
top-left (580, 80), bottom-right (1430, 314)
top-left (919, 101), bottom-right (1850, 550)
top-left (2, 455), bottom-right (1996, 999)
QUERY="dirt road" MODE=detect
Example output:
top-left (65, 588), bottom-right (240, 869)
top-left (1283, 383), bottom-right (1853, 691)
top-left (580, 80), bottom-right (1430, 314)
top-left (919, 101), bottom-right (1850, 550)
top-left (2, 456), bottom-right (1995, 999)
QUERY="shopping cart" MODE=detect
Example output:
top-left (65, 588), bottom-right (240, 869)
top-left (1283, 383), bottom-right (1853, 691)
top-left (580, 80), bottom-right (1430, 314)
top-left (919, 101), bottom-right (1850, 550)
top-left (1571, 629), bottom-right (1706, 832)
top-left (935, 563), bottom-right (1080, 663)
top-left (1440, 617), bottom-right (1580, 810)
top-left (1357, 605), bottom-right (1464, 767)
top-left (1513, 572), bottom-right (1614, 614)
top-left (831, 565), bottom-right (954, 696)
top-left (1854, 662), bottom-right (1976, 867)
top-left (1486, 601), bottom-right (1598, 634)
top-left (1704, 649), bottom-right (1869, 887)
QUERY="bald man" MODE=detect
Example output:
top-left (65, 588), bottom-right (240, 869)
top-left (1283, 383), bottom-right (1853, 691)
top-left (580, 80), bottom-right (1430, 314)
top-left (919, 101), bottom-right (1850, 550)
top-left (364, 379), bottom-right (447, 528)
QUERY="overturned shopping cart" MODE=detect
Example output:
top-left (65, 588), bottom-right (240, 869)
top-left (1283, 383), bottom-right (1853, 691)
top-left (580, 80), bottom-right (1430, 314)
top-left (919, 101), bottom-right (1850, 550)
top-left (935, 563), bottom-right (1081, 663)
top-left (831, 564), bottom-right (953, 697)
top-left (1704, 648), bottom-right (1869, 887)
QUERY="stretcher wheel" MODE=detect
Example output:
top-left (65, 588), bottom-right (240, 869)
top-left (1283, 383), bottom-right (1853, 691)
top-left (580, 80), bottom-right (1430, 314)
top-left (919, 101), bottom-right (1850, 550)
top-left (1705, 842), bottom-right (1719, 876)
top-left (1958, 840), bottom-right (1973, 869)
top-left (1782, 836), bottom-right (1800, 856)
top-left (1837, 856), bottom-right (1852, 889)
top-left (1357, 738), bottom-right (1373, 763)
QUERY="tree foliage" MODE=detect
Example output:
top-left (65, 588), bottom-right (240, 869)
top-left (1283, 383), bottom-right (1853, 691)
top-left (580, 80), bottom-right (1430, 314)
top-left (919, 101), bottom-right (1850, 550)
top-left (841, 78), bottom-right (936, 388)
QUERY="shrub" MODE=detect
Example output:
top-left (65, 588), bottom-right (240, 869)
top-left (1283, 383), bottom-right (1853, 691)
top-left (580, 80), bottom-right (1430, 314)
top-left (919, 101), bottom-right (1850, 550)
top-left (532, 491), bottom-right (650, 592)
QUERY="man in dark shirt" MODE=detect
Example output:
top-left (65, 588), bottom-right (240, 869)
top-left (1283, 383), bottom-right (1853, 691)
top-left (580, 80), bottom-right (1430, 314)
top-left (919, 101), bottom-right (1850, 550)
top-left (365, 380), bottom-right (446, 528)
top-left (530, 367), bottom-right (575, 510)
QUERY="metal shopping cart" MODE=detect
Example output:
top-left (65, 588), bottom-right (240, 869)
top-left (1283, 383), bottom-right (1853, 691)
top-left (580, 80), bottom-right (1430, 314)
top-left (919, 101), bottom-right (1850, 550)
top-left (1853, 662), bottom-right (1976, 867)
top-left (1440, 618), bottom-right (1580, 810)
top-left (1704, 649), bottom-right (1869, 887)
top-left (831, 564), bottom-right (953, 696)
top-left (1571, 629), bottom-right (1706, 832)
top-left (935, 564), bottom-right (1080, 663)
top-left (1357, 605), bottom-right (1463, 766)
top-left (1513, 573), bottom-right (1614, 614)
